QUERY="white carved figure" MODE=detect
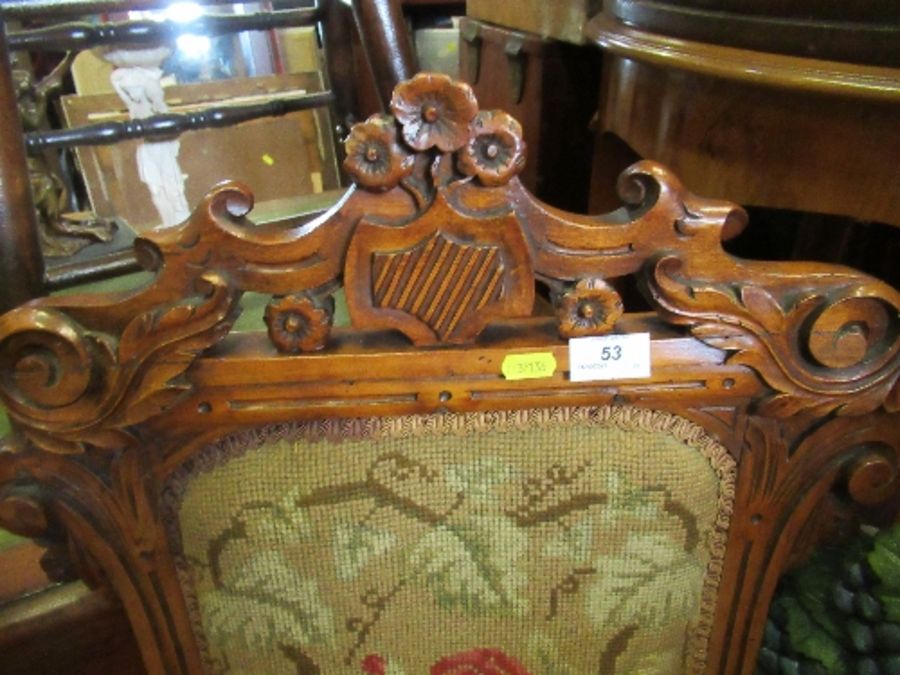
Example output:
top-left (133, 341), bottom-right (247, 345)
top-left (104, 47), bottom-right (191, 227)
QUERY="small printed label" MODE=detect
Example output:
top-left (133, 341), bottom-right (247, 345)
top-left (501, 352), bottom-right (557, 381)
top-left (568, 333), bottom-right (651, 382)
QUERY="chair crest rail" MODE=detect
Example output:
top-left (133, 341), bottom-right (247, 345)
top-left (0, 73), bottom-right (896, 456)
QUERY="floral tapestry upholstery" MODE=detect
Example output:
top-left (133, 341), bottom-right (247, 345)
top-left (164, 406), bottom-right (736, 675)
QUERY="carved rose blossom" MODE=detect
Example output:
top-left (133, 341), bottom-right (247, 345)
top-left (390, 73), bottom-right (478, 152)
top-left (431, 648), bottom-right (531, 675)
top-left (344, 114), bottom-right (414, 191)
top-left (556, 278), bottom-right (623, 338)
top-left (458, 111), bottom-right (526, 187)
top-left (264, 294), bottom-right (333, 353)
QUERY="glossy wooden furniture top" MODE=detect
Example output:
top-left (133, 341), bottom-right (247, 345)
top-left (585, 12), bottom-right (900, 103)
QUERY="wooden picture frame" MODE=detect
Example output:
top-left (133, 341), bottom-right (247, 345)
top-left (61, 71), bottom-right (340, 233)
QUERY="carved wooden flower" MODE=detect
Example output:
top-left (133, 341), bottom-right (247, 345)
top-left (556, 278), bottom-right (623, 338)
top-left (344, 114), bottom-right (414, 191)
top-left (264, 294), bottom-right (333, 353)
top-left (390, 73), bottom-right (478, 152)
top-left (458, 110), bottom-right (526, 187)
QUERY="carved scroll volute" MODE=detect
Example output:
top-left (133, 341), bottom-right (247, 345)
top-left (648, 254), bottom-right (900, 418)
top-left (341, 73), bottom-right (534, 345)
top-left (0, 185), bottom-right (261, 454)
top-left (567, 163), bottom-right (900, 420)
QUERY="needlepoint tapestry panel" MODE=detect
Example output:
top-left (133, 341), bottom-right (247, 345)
top-left (164, 406), bottom-right (736, 675)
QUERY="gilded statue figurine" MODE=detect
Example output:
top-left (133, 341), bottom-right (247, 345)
top-left (14, 54), bottom-right (116, 257)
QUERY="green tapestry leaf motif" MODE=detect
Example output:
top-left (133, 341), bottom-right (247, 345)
top-left (334, 522), bottom-right (397, 581)
top-left (234, 489), bottom-right (314, 547)
top-left (527, 633), bottom-right (577, 675)
top-left (202, 550), bottom-right (334, 649)
top-left (445, 457), bottom-right (517, 501)
top-left (541, 515), bottom-right (594, 564)
top-left (585, 532), bottom-right (704, 630)
top-left (600, 472), bottom-right (661, 525)
top-left (409, 515), bottom-right (528, 616)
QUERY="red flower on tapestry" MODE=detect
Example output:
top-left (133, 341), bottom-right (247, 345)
top-left (431, 648), bottom-right (531, 675)
top-left (362, 653), bottom-right (387, 674)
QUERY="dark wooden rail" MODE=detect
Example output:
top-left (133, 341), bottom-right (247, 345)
top-left (0, 0), bottom-right (290, 17)
top-left (7, 8), bottom-right (321, 51)
top-left (350, 0), bottom-right (417, 108)
top-left (25, 90), bottom-right (334, 151)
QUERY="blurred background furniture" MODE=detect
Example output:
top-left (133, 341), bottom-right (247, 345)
top-left (584, 5), bottom-right (900, 288)
top-left (458, 17), bottom-right (601, 213)
top-left (0, 0), bottom-right (420, 313)
top-left (462, 1), bottom-right (899, 288)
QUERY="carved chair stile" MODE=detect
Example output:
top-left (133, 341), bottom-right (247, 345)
top-left (0, 73), bottom-right (897, 674)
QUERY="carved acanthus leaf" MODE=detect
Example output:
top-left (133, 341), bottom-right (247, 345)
top-left (0, 272), bottom-right (239, 454)
top-left (647, 255), bottom-right (900, 418)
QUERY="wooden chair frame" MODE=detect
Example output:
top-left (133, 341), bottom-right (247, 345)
top-left (0, 73), bottom-right (898, 675)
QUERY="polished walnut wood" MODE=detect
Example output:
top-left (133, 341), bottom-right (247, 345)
top-left (608, 0), bottom-right (900, 67)
top-left (586, 13), bottom-right (900, 228)
top-left (0, 73), bottom-right (897, 675)
top-left (350, 0), bottom-right (418, 109)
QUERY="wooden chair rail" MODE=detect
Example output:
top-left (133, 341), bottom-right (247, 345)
top-left (25, 90), bottom-right (334, 152)
top-left (6, 8), bottom-right (321, 52)
top-left (0, 0), bottom-right (238, 18)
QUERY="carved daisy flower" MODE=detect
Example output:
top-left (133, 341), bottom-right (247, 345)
top-left (390, 73), bottom-right (478, 152)
top-left (556, 278), bottom-right (623, 338)
top-left (458, 110), bottom-right (526, 187)
top-left (343, 114), bottom-right (414, 191)
top-left (264, 294), bottom-right (333, 353)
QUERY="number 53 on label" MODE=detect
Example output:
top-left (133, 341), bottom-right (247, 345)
top-left (568, 333), bottom-right (651, 382)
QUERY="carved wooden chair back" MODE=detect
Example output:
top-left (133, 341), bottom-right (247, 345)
top-left (0, 0), bottom-right (416, 308)
top-left (0, 73), bottom-right (897, 675)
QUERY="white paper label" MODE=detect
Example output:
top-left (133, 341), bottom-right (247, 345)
top-left (568, 333), bottom-right (651, 382)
